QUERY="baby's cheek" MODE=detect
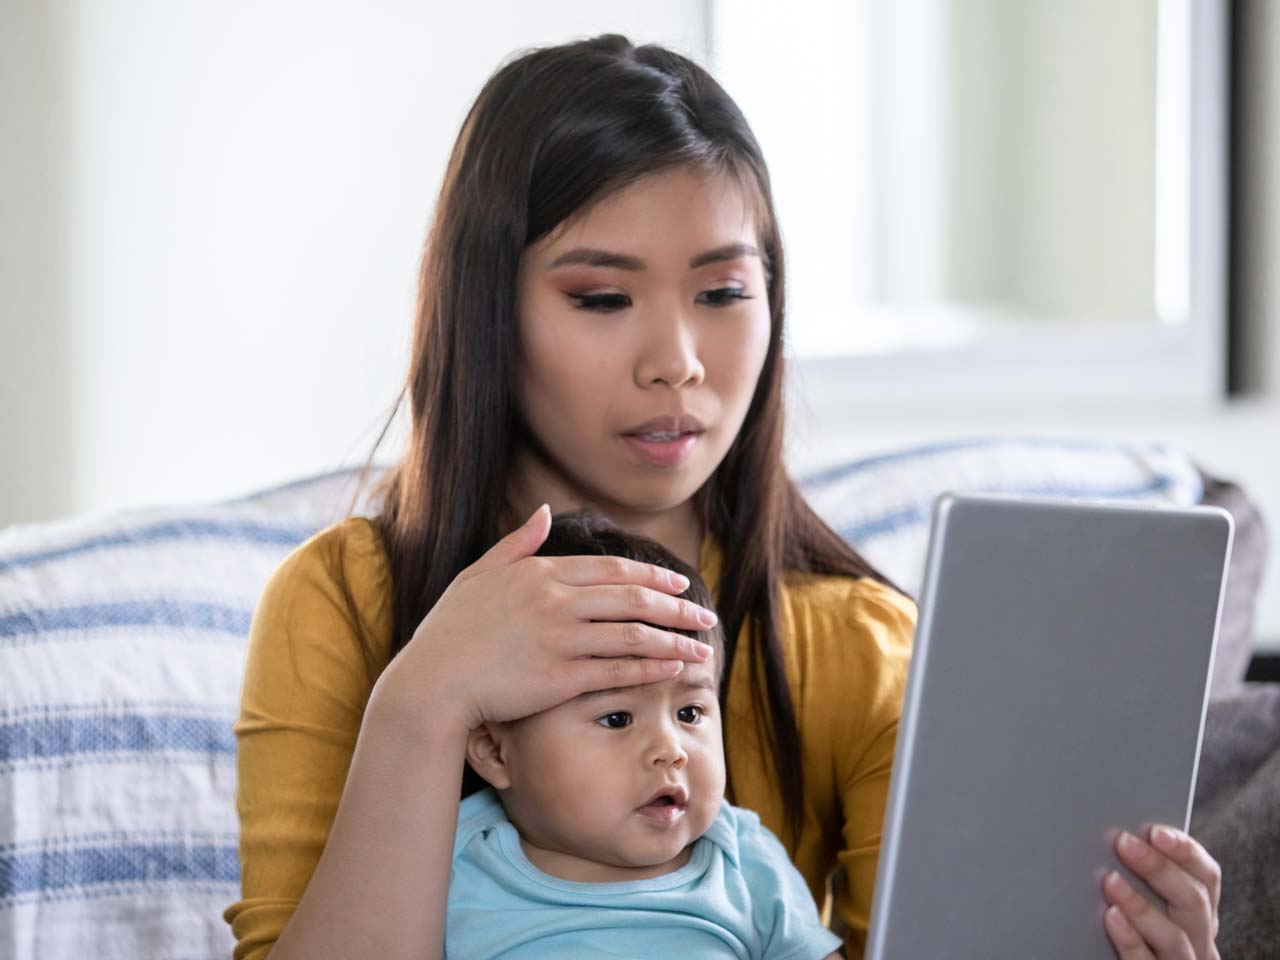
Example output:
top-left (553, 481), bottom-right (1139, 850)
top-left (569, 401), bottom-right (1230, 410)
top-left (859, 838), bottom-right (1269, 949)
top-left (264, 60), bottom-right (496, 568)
top-left (698, 739), bottom-right (728, 788)
top-left (692, 751), bottom-right (727, 818)
top-left (550, 752), bottom-right (619, 805)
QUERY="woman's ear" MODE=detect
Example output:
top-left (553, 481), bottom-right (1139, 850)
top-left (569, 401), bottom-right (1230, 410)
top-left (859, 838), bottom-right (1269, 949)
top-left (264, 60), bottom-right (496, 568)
top-left (465, 722), bottom-right (513, 790)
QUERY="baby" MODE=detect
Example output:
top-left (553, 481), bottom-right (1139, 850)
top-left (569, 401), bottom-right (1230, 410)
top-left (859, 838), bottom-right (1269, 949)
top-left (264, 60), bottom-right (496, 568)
top-left (447, 509), bottom-right (842, 959)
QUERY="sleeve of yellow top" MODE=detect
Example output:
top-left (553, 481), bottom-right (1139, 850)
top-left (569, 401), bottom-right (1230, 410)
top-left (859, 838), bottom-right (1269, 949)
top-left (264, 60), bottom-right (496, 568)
top-left (221, 521), bottom-right (390, 960)
top-left (832, 581), bottom-right (917, 960)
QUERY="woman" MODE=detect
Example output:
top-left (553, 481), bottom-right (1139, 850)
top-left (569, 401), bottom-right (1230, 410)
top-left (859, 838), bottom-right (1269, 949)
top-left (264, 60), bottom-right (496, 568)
top-left (223, 34), bottom-right (1223, 960)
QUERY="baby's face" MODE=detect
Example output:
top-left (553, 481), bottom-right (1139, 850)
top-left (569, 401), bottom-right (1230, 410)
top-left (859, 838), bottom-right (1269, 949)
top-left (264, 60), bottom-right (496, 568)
top-left (496, 655), bottom-right (725, 875)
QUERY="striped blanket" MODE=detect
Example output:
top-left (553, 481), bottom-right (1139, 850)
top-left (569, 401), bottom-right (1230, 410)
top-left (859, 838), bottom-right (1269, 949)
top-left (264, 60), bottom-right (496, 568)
top-left (0, 438), bottom-right (1204, 959)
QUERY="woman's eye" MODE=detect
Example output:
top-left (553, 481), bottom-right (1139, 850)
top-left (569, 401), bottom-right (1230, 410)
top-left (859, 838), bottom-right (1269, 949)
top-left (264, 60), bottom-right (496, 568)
top-left (697, 287), bottom-right (752, 307)
top-left (596, 711), bottom-right (632, 729)
top-left (569, 293), bottom-right (630, 313)
top-left (567, 288), bottom-right (753, 313)
top-left (677, 705), bottom-right (703, 725)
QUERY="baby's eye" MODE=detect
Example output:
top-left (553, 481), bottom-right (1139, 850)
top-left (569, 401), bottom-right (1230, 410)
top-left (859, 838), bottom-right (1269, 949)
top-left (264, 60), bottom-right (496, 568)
top-left (596, 711), bottom-right (632, 729)
top-left (677, 705), bottom-right (703, 725)
top-left (697, 287), bottom-right (752, 307)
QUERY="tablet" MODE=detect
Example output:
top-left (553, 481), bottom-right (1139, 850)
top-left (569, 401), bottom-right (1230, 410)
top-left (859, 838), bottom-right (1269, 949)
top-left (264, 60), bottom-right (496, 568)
top-left (865, 492), bottom-right (1233, 959)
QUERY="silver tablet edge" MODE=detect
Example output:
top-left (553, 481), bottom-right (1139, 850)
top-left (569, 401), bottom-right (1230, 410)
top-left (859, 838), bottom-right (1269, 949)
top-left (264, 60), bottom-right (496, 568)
top-left (864, 491), bottom-right (958, 960)
top-left (1180, 505), bottom-right (1234, 833)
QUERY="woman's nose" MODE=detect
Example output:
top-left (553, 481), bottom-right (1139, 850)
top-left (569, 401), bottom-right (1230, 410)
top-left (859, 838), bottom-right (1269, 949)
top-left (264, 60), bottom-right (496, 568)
top-left (634, 310), bottom-right (704, 389)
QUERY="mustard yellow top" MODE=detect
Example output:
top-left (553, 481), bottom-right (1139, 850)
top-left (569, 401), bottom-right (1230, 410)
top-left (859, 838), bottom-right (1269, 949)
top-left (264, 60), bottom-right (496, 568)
top-left (223, 517), bottom-right (917, 959)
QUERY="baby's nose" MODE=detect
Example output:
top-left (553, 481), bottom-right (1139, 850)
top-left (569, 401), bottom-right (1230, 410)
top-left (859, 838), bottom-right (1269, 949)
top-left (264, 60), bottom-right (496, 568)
top-left (648, 739), bottom-right (689, 768)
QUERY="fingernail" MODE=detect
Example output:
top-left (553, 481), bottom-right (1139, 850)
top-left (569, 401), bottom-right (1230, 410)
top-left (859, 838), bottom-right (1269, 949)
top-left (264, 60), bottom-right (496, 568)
top-left (1119, 832), bottom-right (1144, 856)
top-left (698, 608), bottom-right (718, 627)
top-left (1152, 826), bottom-right (1177, 851)
top-left (695, 641), bottom-right (714, 661)
top-left (670, 572), bottom-right (690, 590)
top-left (1105, 870), bottom-right (1126, 893)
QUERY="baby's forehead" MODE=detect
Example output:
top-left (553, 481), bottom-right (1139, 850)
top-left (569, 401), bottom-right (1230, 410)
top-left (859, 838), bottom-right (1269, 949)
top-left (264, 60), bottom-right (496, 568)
top-left (571, 663), bottom-right (719, 708)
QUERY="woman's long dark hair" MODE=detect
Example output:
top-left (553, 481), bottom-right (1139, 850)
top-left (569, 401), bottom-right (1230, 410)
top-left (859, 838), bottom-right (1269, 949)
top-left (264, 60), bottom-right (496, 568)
top-left (349, 34), bottom-right (901, 851)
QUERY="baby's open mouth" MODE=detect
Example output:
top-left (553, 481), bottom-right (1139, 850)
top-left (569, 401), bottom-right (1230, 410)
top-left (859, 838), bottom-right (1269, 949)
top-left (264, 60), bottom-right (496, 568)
top-left (637, 784), bottom-right (688, 823)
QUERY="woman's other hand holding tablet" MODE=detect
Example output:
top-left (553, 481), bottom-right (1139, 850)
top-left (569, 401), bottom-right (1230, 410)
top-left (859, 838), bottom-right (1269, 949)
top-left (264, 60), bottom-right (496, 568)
top-left (369, 503), bottom-right (716, 735)
top-left (1102, 824), bottom-right (1222, 959)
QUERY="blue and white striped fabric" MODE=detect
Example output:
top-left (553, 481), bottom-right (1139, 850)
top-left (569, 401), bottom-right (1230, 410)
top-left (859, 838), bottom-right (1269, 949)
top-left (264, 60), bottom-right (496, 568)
top-left (0, 439), bottom-right (1203, 959)
top-left (798, 435), bottom-right (1204, 599)
top-left (0, 467), bottom-right (383, 960)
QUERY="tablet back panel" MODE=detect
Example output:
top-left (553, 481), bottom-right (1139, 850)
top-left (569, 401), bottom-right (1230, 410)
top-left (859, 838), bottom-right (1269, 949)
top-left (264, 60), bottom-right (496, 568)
top-left (865, 493), bottom-right (1232, 960)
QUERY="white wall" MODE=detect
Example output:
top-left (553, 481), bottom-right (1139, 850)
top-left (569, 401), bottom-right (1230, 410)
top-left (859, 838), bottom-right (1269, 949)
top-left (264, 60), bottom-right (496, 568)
top-left (785, 1), bottom-right (1280, 650)
top-left (3, 2), bottom-right (1277, 647)
top-left (0, 0), bottom-right (707, 524)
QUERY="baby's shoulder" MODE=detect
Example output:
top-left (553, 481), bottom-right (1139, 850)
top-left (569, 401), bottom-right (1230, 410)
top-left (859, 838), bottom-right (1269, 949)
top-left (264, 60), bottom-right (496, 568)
top-left (707, 802), bottom-right (838, 950)
top-left (703, 801), bottom-right (787, 875)
top-left (452, 787), bottom-right (508, 861)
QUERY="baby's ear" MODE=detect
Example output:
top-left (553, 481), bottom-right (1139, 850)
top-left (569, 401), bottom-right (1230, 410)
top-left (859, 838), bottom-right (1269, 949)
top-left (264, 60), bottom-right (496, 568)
top-left (465, 722), bottom-right (513, 790)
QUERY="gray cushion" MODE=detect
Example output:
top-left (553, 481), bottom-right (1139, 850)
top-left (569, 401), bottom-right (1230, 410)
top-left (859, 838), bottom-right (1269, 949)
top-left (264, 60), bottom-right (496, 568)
top-left (1190, 683), bottom-right (1280, 960)
top-left (1196, 467), bottom-right (1270, 698)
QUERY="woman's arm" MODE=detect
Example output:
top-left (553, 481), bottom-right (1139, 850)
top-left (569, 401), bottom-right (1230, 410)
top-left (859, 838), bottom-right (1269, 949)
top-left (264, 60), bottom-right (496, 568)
top-left (236, 505), bottom-right (714, 958)
top-left (265, 692), bottom-right (468, 960)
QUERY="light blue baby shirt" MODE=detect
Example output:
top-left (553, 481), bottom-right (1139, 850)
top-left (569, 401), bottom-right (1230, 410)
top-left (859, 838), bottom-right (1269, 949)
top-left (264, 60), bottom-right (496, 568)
top-left (445, 788), bottom-right (841, 959)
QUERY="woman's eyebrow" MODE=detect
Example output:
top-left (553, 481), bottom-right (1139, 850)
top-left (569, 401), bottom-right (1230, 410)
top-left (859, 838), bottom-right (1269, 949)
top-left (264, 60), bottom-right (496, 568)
top-left (547, 242), bottom-right (759, 272)
top-left (688, 242), bottom-right (759, 269)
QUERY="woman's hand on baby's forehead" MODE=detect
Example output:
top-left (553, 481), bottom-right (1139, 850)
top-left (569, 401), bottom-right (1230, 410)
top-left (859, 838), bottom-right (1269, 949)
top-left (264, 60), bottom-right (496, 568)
top-left (532, 555), bottom-right (717, 628)
top-left (536, 552), bottom-right (692, 595)
top-left (370, 505), bottom-right (716, 737)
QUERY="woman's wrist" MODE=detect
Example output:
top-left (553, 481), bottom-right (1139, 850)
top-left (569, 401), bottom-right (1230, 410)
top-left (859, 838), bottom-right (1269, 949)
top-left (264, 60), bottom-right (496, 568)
top-left (366, 660), bottom-right (473, 752)
top-left (270, 661), bottom-right (469, 960)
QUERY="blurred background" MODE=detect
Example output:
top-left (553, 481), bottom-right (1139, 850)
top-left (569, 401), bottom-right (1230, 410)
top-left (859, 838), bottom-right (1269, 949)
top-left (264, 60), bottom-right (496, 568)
top-left (2, 0), bottom-right (1276, 649)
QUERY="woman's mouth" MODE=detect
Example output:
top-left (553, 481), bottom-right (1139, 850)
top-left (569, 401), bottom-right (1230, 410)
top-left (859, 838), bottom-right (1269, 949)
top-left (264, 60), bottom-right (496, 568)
top-left (620, 414), bottom-right (706, 468)
top-left (622, 431), bottom-right (701, 468)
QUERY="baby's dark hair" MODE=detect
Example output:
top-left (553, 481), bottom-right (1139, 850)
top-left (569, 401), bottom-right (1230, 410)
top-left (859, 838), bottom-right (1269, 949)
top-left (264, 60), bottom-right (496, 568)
top-left (536, 509), bottom-right (724, 678)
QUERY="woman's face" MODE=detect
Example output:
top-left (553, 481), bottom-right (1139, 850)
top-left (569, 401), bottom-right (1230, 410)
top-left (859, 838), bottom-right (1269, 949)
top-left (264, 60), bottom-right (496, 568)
top-left (514, 166), bottom-right (772, 525)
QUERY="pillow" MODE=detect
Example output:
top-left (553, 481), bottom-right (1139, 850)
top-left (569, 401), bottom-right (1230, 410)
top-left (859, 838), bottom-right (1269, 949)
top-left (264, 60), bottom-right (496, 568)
top-left (798, 434), bottom-right (1205, 597)
top-left (0, 438), bottom-right (1243, 959)
top-left (1194, 471), bottom-right (1269, 698)
top-left (796, 436), bottom-right (1270, 699)
top-left (0, 467), bottom-right (383, 960)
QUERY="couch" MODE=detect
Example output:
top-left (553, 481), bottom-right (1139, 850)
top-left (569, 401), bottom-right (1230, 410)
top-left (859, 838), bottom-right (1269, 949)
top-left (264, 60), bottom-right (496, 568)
top-left (1, 436), bottom-right (1274, 959)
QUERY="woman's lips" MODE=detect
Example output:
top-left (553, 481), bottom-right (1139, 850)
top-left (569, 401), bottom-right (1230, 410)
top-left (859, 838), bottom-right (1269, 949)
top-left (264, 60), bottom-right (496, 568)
top-left (622, 432), bottom-right (700, 467)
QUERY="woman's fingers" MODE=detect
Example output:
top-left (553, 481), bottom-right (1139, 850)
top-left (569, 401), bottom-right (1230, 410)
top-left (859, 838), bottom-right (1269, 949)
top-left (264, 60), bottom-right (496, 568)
top-left (1114, 830), bottom-right (1216, 949)
top-left (456, 504), bottom-right (551, 581)
top-left (1147, 826), bottom-right (1222, 916)
top-left (1104, 903), bottom-right (1158, 960)
top-left (411, 530), bottom-right (721, 730)
top-left (544, 553), bottom-right (693, 594)
top-left (1101, 868), bottom-right (1195, 958)
top-left (1101, 829), bottom-right (1220, 958)
top-left (564, 621), bottom-right (714, 663)
top-left (564, 582), bottom-right (718, 633)
top-left (566, 654), bottom-right (688, 696)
